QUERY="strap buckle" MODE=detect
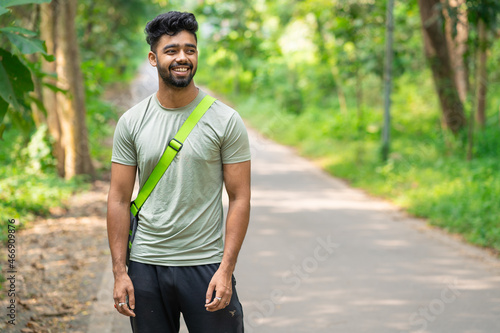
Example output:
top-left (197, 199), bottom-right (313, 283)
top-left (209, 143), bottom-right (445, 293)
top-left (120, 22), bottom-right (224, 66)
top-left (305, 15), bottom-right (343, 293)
top-left (130, 201), bottom-right (139, 216)
top-left (168, 138), bottom-right (183, 152)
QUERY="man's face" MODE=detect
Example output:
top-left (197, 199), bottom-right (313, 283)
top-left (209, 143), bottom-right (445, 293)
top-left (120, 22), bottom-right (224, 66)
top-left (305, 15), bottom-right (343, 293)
top-left (151, 31), bottom-right (198, 88)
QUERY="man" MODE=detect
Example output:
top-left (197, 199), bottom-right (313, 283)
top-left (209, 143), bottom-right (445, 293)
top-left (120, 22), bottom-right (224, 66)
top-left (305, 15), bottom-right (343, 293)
top-left (107, 11), bottom-right (251, 333)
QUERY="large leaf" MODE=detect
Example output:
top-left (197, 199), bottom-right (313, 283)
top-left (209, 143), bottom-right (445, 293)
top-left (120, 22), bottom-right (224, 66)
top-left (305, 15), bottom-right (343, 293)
top-left (0, 48), bottom-right (34, 111)
top-left (3, 0), bottom-right (51, 7)
top-left (2, 31), bottom-right (47, 55)
top-left (0, 6), bottom-right (8, 16)
top-left (0, 123), bottom-right (5, 140)
top-left (0, 60), bottom-right (20, 111)
top-left (0, 26), bottom-right (37, 36)
top-left (0, 97), bottom-right (7, 139)
top-left (0, 97), bottom-right (8, 123)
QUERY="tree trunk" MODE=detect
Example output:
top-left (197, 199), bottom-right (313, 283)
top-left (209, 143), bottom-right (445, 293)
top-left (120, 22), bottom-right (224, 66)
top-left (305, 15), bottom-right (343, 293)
top-left (40, 1), bottom-right (65, 177)
top-left (40, 0), bottom-right (94, 179)
top-left (475, 19), bottom-right (488, 128)
top-left (382, 0), bottom-right (394, 162)
top-left (55, 0), bottom-right (94, 179)
top-left (419, 0), bottom-right (466, 134)
top-left (442, 0), bottom-right (469, 103)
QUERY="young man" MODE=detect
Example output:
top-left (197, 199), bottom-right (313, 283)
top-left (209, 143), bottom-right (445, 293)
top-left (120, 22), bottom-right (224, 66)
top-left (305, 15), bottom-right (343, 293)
top-left (107, 11), bottom-right (250, 332)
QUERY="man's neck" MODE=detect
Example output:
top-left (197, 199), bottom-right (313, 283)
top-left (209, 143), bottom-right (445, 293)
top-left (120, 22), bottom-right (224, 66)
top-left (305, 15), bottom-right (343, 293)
top-left (156, 81), bottom-right (199, 109)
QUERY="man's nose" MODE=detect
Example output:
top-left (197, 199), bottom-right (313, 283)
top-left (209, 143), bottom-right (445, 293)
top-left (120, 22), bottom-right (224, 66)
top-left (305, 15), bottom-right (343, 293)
top-left (176, 51), bottom-right (188, 62)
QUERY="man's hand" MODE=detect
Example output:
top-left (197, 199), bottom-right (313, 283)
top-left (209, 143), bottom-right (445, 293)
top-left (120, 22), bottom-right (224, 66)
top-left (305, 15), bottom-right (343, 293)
top-left (113, 272), bottom-right (136, 317)
top-left (205, 267), bottom-right (233, 312)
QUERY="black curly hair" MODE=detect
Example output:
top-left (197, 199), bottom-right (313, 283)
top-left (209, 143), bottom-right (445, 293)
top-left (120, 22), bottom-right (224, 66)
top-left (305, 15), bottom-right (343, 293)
top-left (145, 11), bottom-right (198, 53)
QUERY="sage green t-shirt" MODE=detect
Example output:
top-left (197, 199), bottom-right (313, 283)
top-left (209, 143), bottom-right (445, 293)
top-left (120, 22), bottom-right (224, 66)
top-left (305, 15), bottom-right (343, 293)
top-left (111, 89), bottom-right (251, 266)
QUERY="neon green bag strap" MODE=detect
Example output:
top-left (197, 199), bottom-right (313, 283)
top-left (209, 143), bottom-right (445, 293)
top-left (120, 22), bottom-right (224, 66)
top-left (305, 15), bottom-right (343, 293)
top-left (131, 95), bottom-right (216, 216)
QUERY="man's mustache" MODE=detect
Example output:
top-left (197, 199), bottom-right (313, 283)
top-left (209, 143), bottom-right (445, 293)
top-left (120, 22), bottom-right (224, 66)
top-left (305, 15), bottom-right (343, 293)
top-left (169, 63), bottom-right (193, 70)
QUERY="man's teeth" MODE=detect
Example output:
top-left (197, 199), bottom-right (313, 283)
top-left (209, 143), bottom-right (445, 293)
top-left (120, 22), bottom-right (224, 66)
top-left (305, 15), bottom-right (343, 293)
top-left (174, 68), bottom-right (188, 72)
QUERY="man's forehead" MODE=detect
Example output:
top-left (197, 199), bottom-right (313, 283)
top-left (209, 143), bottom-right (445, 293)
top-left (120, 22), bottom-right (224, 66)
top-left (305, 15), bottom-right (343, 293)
top-left (158, 31), bottom-right (197, 47)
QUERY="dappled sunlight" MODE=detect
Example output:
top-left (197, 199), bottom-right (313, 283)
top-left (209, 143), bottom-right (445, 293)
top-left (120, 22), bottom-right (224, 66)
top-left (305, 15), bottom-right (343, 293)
top-left (350, 298), bottom-right (408, 306)
top-left (373, 239), bottom-right (412, 248)
top-left (257, 228), bottom-right (279, 236)
top-left (251, 187), bottom-right (396, 213)
top-left (256, 250), bottom-right (277, 258)
top-left (252, 160), bottom-right (319, 175)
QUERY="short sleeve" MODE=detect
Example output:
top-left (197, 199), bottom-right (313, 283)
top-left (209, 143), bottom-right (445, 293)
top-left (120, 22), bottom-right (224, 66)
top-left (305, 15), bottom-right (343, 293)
top-left (111, 115), bottom-right (137, 166)
top-left (221, 112), bottom-right (251, 164)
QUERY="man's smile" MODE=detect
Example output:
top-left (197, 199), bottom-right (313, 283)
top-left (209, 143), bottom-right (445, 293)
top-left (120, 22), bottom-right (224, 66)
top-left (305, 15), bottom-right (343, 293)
top-left (170, 65), bottom-right (192, 75)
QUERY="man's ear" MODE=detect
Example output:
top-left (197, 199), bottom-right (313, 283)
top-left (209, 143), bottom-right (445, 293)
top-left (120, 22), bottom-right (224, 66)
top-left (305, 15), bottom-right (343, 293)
top-left (148, 51), bottom-right (157, 67)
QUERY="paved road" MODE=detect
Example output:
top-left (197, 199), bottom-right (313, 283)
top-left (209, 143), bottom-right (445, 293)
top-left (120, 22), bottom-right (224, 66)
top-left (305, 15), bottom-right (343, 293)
top-left (88, 63), bottom-right (500, 332)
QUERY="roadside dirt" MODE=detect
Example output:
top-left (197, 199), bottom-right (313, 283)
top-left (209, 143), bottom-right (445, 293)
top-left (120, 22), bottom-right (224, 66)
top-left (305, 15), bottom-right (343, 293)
top-left (0, 178), bottom-right (111, 333)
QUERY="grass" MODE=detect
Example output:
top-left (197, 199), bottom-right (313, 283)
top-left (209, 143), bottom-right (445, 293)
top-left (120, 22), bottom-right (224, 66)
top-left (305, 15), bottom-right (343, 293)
top-left (0, 127), bottom-right (89, 243)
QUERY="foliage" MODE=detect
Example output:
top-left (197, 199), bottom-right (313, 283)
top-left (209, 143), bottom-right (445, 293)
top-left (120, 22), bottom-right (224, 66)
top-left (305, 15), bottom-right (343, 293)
top-left (0, 0), bottom-right (52, 139)
top-left (76, 0), bottom-right (153, 85)
top-left (0, 127), bottom-right (88, 243)
top-left (233, 68), bottom-right (500, 251)
top-left (74, 0), bottom-right (164, 173)
top-left (191, 0), bottom-right (500, 252)
top-left (0, 0), bottom-right (154, 238)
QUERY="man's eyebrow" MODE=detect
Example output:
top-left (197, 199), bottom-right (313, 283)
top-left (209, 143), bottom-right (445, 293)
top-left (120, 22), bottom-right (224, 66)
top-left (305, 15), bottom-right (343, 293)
top-left (162, 43), bottom-right (197, 51)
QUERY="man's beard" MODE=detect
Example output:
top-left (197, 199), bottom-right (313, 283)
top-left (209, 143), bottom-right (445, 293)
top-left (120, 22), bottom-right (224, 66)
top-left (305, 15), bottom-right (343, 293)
top-left (157, 62), bottom-right (196, 88)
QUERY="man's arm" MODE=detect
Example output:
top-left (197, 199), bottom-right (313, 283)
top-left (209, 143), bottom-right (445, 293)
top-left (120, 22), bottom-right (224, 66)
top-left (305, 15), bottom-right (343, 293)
top-left (205, 160), bottom-right (251, 312)
top-left (107, 162), bottom-right (137, 317)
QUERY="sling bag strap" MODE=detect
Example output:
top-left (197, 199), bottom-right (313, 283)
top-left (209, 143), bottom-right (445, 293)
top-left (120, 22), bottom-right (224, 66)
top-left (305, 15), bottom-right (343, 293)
top-left (130, 94), bottom-right (217, 216)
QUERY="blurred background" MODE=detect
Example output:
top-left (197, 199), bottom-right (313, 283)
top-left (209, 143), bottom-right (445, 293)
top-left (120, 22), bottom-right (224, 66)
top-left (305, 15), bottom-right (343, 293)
top-left (0, 0), bottom-right (499, 261)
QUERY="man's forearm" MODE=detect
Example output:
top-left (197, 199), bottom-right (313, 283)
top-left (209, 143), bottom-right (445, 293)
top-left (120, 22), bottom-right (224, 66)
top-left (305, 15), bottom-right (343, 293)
top-left (220, 198), bottom-right (250, 274)
top-left (107, 201), bottom-right (131, 276)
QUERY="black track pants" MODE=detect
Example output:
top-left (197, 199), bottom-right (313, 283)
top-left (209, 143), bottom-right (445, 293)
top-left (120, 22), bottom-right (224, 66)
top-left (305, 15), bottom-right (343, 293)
top-left (128, 261), bottom-right (244, 333)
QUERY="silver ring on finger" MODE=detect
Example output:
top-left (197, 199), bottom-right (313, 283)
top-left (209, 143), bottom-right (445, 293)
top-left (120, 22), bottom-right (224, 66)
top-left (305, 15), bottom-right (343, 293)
top-left (215, 297), bottom-right (222, 301)
top-left (118, 302), bottom-right (127, 307)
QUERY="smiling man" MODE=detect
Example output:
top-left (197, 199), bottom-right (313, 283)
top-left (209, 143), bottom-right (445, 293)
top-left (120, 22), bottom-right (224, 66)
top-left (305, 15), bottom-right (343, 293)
top-left (106, 11), bottom-right (250, 333)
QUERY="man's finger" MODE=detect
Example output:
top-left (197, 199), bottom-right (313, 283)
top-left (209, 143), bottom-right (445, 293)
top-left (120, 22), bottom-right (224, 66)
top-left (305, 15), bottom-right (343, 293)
top-left (205, 293), bottom-right (226, 311)
top-left (205, 283), bottom-right (215, 304)
top-left (127, 286), bottom-right (136, 311)
top-left (116, 301), bottom-right (135, 317)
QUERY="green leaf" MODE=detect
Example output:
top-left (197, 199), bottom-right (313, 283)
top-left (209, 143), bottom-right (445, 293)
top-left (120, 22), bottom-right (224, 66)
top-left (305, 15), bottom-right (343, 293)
top-left (42, 81), bottom-right (67, 94)
top-left (0, 6), bottom-right (8, 16)
top-left (3, 0), bottom-right (51, 7)
top-left (0, 98), bottom-right (9, 140)
top-left (26, 94), bottom-right (47, 117)
top-left (0, 123), bottom-right (5, 140)
top-left (0, 59), bottom-right (20, 111)
top-left (0, 96), bottom-right (8, 123)
top-left (8, 106), bottom-right (31, 137)
top-left (0, 48), bottom-right (34, 110)
top-left (0, 26), bottom-right (37, 36)
top-left (42, 53), bottom-right (55, 62)
top-left (3, 31), bottom-right (47, 55)
top-left (0, 97), bottom-right (8, 140)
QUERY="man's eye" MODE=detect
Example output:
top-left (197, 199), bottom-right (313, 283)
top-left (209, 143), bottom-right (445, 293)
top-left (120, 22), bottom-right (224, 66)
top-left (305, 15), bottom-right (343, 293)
top-left (166, 50), bottom-right (176, 54)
